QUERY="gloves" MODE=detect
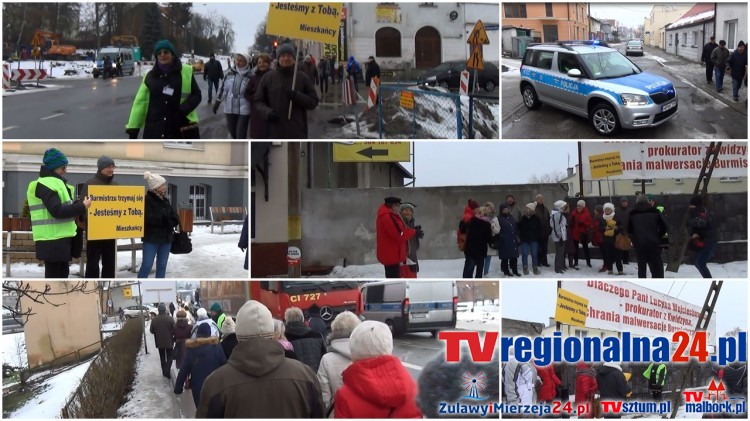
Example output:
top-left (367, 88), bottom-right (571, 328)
top-left (267, 111), bottom-right (280, 122)
top-left (286, 90), bottom-right (298, 100)
top-left (126, 128), bottom-right (139, 139)
top-left (415, 227), bottom-right (424, 239)
top-left (212, 100), bottom-right (220, 114)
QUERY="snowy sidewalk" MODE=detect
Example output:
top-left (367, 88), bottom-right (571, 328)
top-left (117, 322), bottom-right (192, 418)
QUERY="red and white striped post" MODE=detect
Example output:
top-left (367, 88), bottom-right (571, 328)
top-left (366, 76), bottom-right (380, 111)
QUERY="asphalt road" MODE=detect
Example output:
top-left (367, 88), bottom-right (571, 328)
top-left (2, 75), bottom-right (229, 139)
top-left (392, 331), bottom-right (447, 381)
top-left (502, 44), bottom-right (747, 139)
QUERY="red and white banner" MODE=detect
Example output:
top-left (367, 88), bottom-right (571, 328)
top-left (11, 68), bottom-right (47, 82)
top-left (580, 141), bottom-right (748, 180)
top-left (366, 76), bottom-right (379, 111)
top-left (459, 70), bottom-right (470, 96)
top-left (560, 281), bottom-right (717, 342)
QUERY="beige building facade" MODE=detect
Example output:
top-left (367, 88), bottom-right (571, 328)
top-left (644, 4), bottom-right (695, 48)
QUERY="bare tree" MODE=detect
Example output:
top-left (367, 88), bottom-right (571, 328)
top-left (529, 171), bottom-right (567, 184)
top-left (2, 281), bottom-right (101, 326)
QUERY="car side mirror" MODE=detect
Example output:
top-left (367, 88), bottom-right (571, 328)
top-left (567, 68), bottom-right (583, 78)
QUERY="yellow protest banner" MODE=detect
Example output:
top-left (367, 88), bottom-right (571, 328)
top-left (267, 3), bottom-right (343, 44)
top-left (555, 288), bottom-right (589, 327)
top-left (87, 186), bottom-right (145, 240)
top-left (589, 151), bottom-right (623, 179)
top-left (123, 286), bottom-right (132, 298)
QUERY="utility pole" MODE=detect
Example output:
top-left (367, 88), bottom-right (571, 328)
top-left (288, 143), bottom-right (302, 278)
top-left (138, 281), bottom-right (148, 354)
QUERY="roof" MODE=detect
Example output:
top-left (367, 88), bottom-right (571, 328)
top-left (667, 3), bottom-right (715, 30)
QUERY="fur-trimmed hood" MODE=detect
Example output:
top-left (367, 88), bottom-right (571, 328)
top-left (186, 336), bottom-right (220, 348)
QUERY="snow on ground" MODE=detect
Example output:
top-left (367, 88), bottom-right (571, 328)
top-left (5, 59), bottom-right (97, 79)
top-left (325, 257), bottom-right (747, 279)
top-left (4, 225), bottom-right (248, 279)
top-left (118, 321), bottom-right (186, 418)
top-left (2, 332), bottom-right (27, 368)
top-left (7, 360), bottom-right (92, 418)
top-left (456, 302), bottom-right (499, 331)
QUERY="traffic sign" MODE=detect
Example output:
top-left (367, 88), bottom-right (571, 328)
top-left (11, 69), bottom-right (47, 81)
top-left (459, 70), bottom-right (470, 95)
top-left (466, 45), bottom-right (484, 70)
top-left (333, 142), bottom-right (410, 162)
top-left (467, 20), bottom-right (490, 45)
top-left (400, 91), bottom-right (414, 109)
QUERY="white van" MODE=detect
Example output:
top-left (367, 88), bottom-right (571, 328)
top-left (360, 280), bottom-right (457, 337)
top-left (93, 47), bottom-right (135, 78)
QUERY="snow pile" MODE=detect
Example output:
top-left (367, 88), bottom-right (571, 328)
top-left (457, 301), bottom-right (499, 331)
top-left (5, 60), bottom-right (98, 79)
top-left (3, 224), bottom-right (248, 279)
top-left (325, 258), bottom-right (747, 279)
top-left (6, 360), bottom-right (93, 418)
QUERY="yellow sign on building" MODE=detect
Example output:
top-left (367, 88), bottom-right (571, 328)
top-left (123, 286), bottom-right (132, 298)
top-left (400, 91), bottom-right (414, 109)
top-left (266, 3), bottom-right (343, 44)
top-left (333, 142), bottom-right (410, 162)
top-left (589, 151), bottom-right (624, 179)
top-left (555, 288), bottom-right (589, 327)
top-left (87, 186), bottom-right (145, 240)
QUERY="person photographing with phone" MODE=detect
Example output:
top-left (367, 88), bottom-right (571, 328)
top-left (26, 148), bottom-right (92, 278)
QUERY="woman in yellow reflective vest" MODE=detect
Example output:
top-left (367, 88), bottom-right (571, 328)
top-left (26, 148), bottom-right (92, 278)
top-left (126, 39), bottom-right (201, 139)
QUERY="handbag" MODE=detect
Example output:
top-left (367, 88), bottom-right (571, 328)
top-left (171, 222), bottom-right (192, 254)
top-left (615, 233), bottom-right (631, 251)
top-left (179, 123), bottom-right (201, 139)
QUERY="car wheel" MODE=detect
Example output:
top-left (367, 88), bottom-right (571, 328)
top-left (484, 80), bottom-right (496, 92)
top-left (591, 103), bottom-right (620, 136)
top-left (522, 85), bottom-right (542, 110)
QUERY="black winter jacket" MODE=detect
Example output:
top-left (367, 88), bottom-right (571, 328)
top-left (596, 364), bottom-right (631, 399)
top-left (142, 190), bottom-right (179, 244)
top-left (701, 42), bottom-right (718, 64)
top-left (253, 65), bottom-right (319, 139)
top-left (31, 166), bottom-right (87, 262)
top-left (687, 206), bottom-right (717, 243)
top-left (284, 321), bottom-right (327, 372)
top-left (628, 203), bottom-right (667, 249)
top-left (141, 61), bottom-right (201, 139)
top-left (727, 50), bottom-right (747, 81)
top-left (365, 61), bottom-right (381, 86)
top-left (203, 58), bottom-right (224, 81)
top-left (518, 214), bottom-right (542, 243)
top-left (461, 216), bottom-right (492, 260)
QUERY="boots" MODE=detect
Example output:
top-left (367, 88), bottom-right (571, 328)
top-left (533, 266), bottom-right (540, 275)
top-left (523, 266), bottom-right (529, 275)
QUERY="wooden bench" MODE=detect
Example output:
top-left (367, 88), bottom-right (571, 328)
top-left (3, 232), bottom-right (143, 277)
top-left (209, 206), bottom-right (247, 234)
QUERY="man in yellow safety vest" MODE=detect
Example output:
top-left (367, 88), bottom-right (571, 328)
top-left (26, 148), bottom-right (92, 278)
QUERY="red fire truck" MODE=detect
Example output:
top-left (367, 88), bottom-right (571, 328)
top-left (199, 281), bottom-right (362, 323)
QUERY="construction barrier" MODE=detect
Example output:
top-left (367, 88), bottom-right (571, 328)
top-left (366, 76), bottom-right (380, 111)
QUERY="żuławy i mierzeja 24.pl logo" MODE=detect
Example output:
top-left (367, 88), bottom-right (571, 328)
top-left (437, 371), bottom-right (500, 416)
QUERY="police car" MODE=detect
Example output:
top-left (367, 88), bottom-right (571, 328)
top-left (519, 41), bottom-right (678, 136)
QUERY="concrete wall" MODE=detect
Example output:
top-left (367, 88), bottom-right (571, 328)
top-left (301, 183), bottom-right (564, 266)
top-left (299, 188), bottom-right (746, 267)
top-left (715, 3), bottom-right (748, 51)
top-left (22, 282), bottom-right (101, 368)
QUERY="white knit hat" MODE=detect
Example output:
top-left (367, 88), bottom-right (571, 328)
top-left (603, 203), bottom-right (616, 212)
top-left (554, 200), bottom-right (567, 210)
top-left (577, 200), bottom-right (586, 207)
top-left (221, 314), bottom-right (236, 335)
top-left (196, 307), bottom-right (208, 319)
top-left (235, 300), bottom-right (275, 341)
top-left (525, 202), bottom-right (536, 211)
top-left (143, 171), bottom-right (166, 190)
top-left (348, 320), bottom-right (393, 361)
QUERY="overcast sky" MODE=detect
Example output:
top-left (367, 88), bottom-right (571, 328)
top-left (193, 2), bottom-right (268, 54)
top-left (405, 142), bottom-right (579, 187)
top-left (502, 280), bottom-right (747, 341)
top-left (589, 4), bottom-right (655, 29)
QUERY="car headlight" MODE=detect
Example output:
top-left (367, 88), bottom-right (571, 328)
top-left (621, 93), bottom-right (648, 106)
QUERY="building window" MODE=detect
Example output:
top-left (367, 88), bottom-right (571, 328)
top-left (669, 34), bottom-right (673, 46)
top-left (543, 25), bottom-right (559, 42)
top-left (725, 20), bottom-right (737, 48)
top-left (545, 3), bottom-right (553, 17)
top-left (504, 4), bottom-right (527, 18)
top-left (675, 178), bottom-right (683, 184)
top-left (189, 184), bottom-right (208, 221)
top-left (375, 27), bottom-right (401, 57)
top-left (633, 178), bottom-right (655, 185)
top-left (719, 176), bottom-right (741, 183)
top-left (164, 141), bottom-right (204, 151)
top-left (419, 2), bottom-right (437, 7)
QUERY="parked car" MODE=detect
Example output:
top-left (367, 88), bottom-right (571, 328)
top-left (122, 305), bottom-right (158, 319)
top-left (417, 60), bottom-right (499, 92)
top-left (519, 42), bottom-right (677, 136)
top-left (626, 40), bottom-right (644, 56)
top-left (188, 58), bottom-right (204, 73)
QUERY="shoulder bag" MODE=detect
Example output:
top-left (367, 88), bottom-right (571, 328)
top-left (171, 222), bottom-right (193, 254)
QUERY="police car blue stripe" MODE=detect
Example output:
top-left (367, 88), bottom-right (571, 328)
top-left (522, 68), bottom-right (625, 105)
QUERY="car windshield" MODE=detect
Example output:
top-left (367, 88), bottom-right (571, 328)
top-left (580, 52), bottom-right (640, 80)
top-left (628, 41), bottom-right (642, 46)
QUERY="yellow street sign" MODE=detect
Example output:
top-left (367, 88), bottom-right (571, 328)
top-left (87, 186), bottom-right (145, 240)
top-left (466, 45), bottom-right (484, 70)
top-left (400, 90), bottom-right (414, 109)
top-left (32, 34), bottom-right (43, 48)
top-left (555, 288), bottom-right (589, 327)
top-left (123, 286), bottom-right (132, 298)
top-left (467, 20), bottom-right (490, 45)
top-left (589, 151), bottom-right (623, 179)
top-left (266, 3), bottom-right (343, 44)
top-left (31, 47), bottom-right (41, 59)
top-left (333, 142), bottom-right (410, 162)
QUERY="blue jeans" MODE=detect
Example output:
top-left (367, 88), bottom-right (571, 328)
top-left (207, 78), bottom-right (220, 101)
top-left (714, 68), bottom-right (725, 91)
top-left (732, 78), bottom-right (742, 99)
top-left (138, 241), bottom-right (172, 278)
top-left (694, 239), bottom-right (717, 278)
top-left (483, 255), bottom-right (492, 275)
top-left (520, 241), bottom-right (539, 267)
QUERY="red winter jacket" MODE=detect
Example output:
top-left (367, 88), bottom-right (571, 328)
top-left (376, 204), bottom-right (415, 266)
top-left (335, 355), bottom-right (422, 418)
top-left (575, 362), bottom-right (598, 418)
top-left (570, 207), bottom-right (594, 242)
top-left (535, 363), bottom-right (561, 402)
